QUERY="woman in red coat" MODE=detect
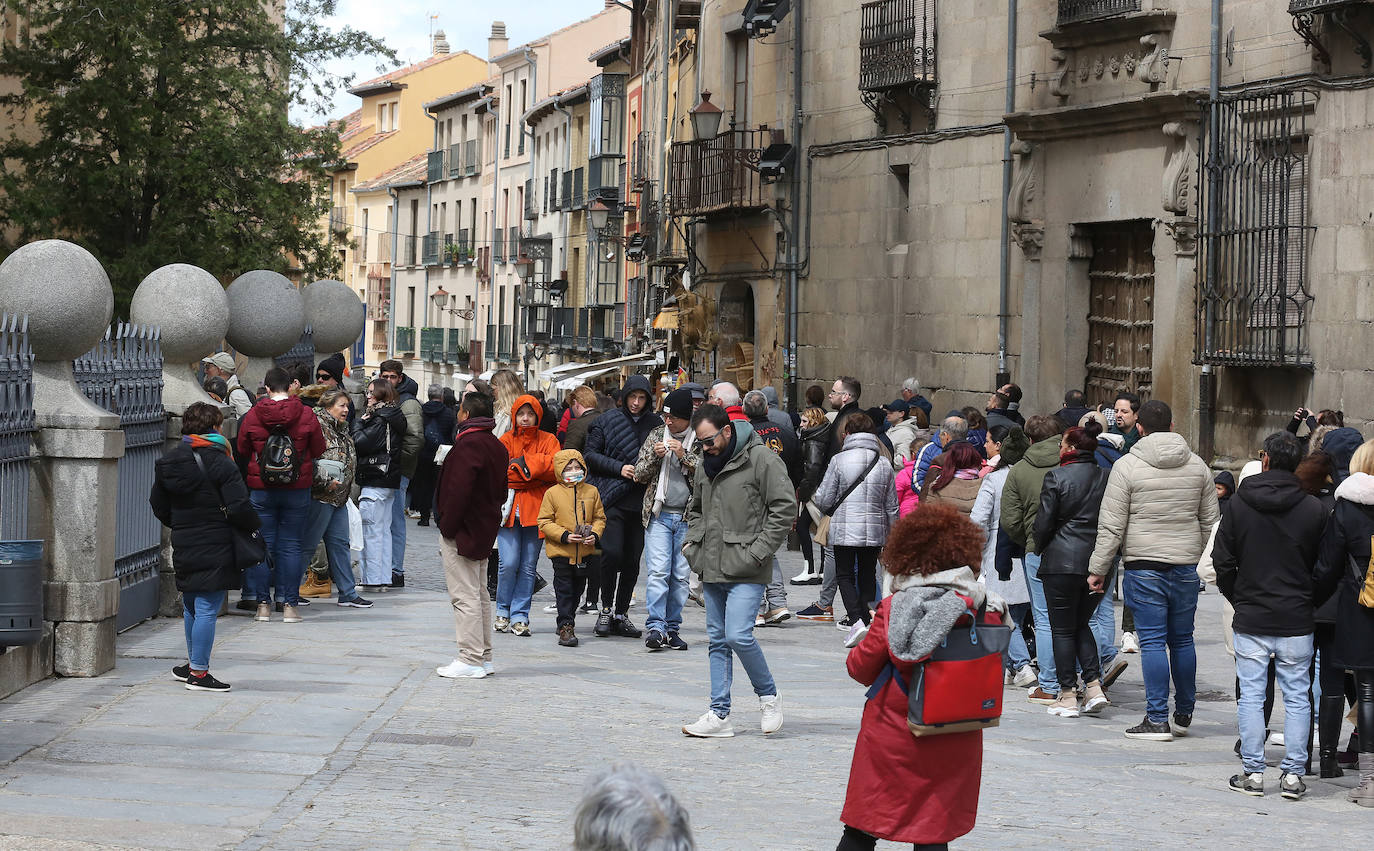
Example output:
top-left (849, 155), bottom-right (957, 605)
top-left (839, 500), bottom-right (1003, 850)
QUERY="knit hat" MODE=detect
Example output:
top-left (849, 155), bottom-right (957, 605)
top-left (316, 352), bottom-right (346, 385)
top-left (663, 388), bottom-right (694, 421)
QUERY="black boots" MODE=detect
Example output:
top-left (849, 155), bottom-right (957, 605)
top-left (594, 607), bottom-right (613, 637)
top-left (1320, 694), bottom-right (1347, 778)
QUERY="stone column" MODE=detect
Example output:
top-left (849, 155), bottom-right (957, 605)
top-left (0, 240), bottom-right (122, 677)
top-left (130, 264), bottom-right (231, 615)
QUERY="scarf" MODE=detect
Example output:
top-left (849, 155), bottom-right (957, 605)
top-left (884, 566), bottom-right (1006, 662)
top-left (456, 416), bottom-right (496, 436)
top-left (183, 433), bottom-right (232, 457)
top-left (652, 426), bottom-right (696, 516)
top-left (702, 427), bottom-right (737, 480)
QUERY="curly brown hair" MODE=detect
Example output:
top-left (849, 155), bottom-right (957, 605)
top-left (880, 501), bottom-right (986, 577)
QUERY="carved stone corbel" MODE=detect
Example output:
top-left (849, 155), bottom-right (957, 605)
top-left (1137, 34), bottom-right (1168, 86)
top-left (1012, 223), bottom-right (1044, 260)
top-left (1161, 120), bottom-right (1198, 215)
top-left (1049, 51), bottom-right (1070, 102)
top-left (1068, 224), bottom-right (1093, 260)
top-left (1162, 216), bottom-right (1198, 257)
top-left (1007, 141), bottom-right (1037, 224)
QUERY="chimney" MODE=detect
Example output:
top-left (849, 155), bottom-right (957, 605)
top-left (488, 21), bottom-right (508, 61)
top-left (604, 0), bottom-right (616, 7)
top-left (432, 29), bottom-right (450, 56)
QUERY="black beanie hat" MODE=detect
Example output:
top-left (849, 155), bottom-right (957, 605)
top-left (316, 352), bottom-right (346, 384)
top-left (664, 388), bottom-right (694, 421)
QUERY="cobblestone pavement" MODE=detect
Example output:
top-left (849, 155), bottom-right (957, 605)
top-left (1, 519), bottom-right (1371, 849)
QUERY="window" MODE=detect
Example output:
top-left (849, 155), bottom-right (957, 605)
top-left (889, 164), bottom-right (909, 246)
top-left (730, 33), bottom-right (749, 130)
top-left (361, 209), bottom-right (369, 261)
top-left (518, 80), bottom-right (527, 155)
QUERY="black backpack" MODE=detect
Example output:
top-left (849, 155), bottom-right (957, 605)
top-left (259, 423), bottom-right (300, 486)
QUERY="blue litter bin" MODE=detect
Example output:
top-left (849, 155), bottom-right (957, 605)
top-left (0, 540), bottom-right (44, 647)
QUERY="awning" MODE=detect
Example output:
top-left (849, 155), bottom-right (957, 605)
top-left (554, 365), bottom-right (619, 390)
top-left (652, 310), bottom-right (678, 330)
top-left (539, 361), bottom-right (591, 381)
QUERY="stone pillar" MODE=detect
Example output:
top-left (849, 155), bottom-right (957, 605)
top-left (0, 240), bottom-right (122, 677)
top-left (130, 263), bottom-right (231, 614)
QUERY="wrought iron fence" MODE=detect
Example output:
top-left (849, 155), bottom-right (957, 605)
top-left (0, 314), bottom-right (35, 542)
top-left (74, 324), bottom-right (165, 631)
top-left (420, 326), bottom-right (445, 362)
top-left (427, 150), bottom-right (446, 183)
top-left (1057, 0), bottom-right (1142, 26)
top-left (669, 128), bottom-right (773, 216)
top-left (274, 327), bottom-right (315, 373)
top-left (1197, 90), bottom-right (1317, 367)
top-left (859, 0), bottom-right (937, 92)
top-left (1288, 0), bottom-right (1367, 11)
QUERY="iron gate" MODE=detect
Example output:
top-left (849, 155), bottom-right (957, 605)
top-left (74, 324), bottom-right (165, 632)
top-left (1084, 222), bottom-right (1155, 404)
top-left (1197, 90), bottom-right (1316, 366)
top-left (0, 314), bottom-right (35, 541)
top-left (274, 326), bottom-right (315, 374)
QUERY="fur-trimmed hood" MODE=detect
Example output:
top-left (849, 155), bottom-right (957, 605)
top-left (884, 566), bottom-right (1005, 663)
top-left (1335, 471), bottom-right (1374, 506)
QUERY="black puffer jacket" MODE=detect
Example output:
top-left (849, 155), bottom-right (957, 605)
top-left (352, 404), bottom-right (407, 489)
top-left (799, 419), bottom-right (832, 502)
top-left (150, 443), bottom-right (261, 593)
top-left (1032, 452), bottom-right (1108, 576)
top-left (584, 375), bottom-right (662, 510)
top-left (1316, 472), bottom-right (1374, 669)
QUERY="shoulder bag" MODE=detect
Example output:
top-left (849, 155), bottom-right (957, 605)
top-left (812, 451), bottom-right (881, 547)
top-left (192, 451), bottom-right (268, 572)
top-left (357, 418), bottom-right (393, 481)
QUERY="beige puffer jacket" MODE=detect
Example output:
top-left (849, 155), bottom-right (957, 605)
top-left (1088, 431), bottom-right (1220, 576)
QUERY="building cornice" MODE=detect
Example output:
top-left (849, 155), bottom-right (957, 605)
top-left (1005, 89), bottom-right (1206, 142)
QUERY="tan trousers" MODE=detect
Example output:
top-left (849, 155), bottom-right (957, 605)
top-left (440, 536), bottom-right (493, 666)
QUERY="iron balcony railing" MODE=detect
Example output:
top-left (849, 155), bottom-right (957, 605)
top-left (509, 229), bottom-right (521, 262)
top-left (669, 127), bottom-right (774, 217)
top-left (366, 278), bottom-right (389, 320)
top-left (498, 325), bottom-right (513, 360)
top-left (374, 233), bottom-right (391, 263)
top-left (442, 232), bottom-right (454, 265)
top-left (395, 326), bottom-right (416, 354)
top-left (1289, 0), bottom-right (1370, 10)
top-left (588, 154), bottom-right (624, 205)
top-left (1057, 0), bottom-right (1142, 26)
top-left (422, 232), bottom-right (441, 266)
top-left (630, 130), bottom-right (652, 188)
top-left (525, 179), bottom-right (538, 220)
top-left (549, 168), bottom-right (560, 211)
top-left (464, 139), bottom-right (480, 176)
top-left (329, 206), bottom-right (348, 236)
top-left (427, 150), bottom-right (446, 183)
top-left (1197, 90), bottom-right (1316, 367)
top-left (446, 327), bottom-right (470, 363)
top-left (494, 227), bottom-right (505, 263)
top-left (420, 326), bottom-right (445, 361)
top-left (859, 0), bottom-right (937, 92)
top-left (448, 143), bottom-right (463, 177)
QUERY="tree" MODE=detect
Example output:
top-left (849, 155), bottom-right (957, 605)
top-left (0, 0), bottom-right (393, 314)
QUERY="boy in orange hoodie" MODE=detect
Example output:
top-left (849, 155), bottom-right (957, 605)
top-left (495, 395), bottom-right (561, 636)
top-left (538, 449), bottom-right (608, 646)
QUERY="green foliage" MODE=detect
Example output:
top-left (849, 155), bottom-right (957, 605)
top-left (0, 0), bottom-right (394, 315)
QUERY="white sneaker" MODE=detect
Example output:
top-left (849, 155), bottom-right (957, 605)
top-left (843, 620), bottom-right (870, 648)
top-left (760, 695), bottom-right (783, 734)
top-left (1268, 731), bottom-right (1285, 747)
top-left (1121, 632), bottom-right (1140, 654)
top-left (1012, 664), bottom-right (1038, 688)
top-left (436, 660), bottom-right (487, 679)
top-left (682, 711), bottom-right (735, 738)
top-left (542, 604), bottom-right (558, 613)
top-left (482, 661), bottom-right (495, 676)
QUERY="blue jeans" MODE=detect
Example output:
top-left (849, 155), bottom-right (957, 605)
top-left (248, 488), bottom-right (311, 606)
top-left (183, 590), bottom-right (225, 671)
top-left (644, 512), bottom-right (691, 634)
top-left (1092, 569), bottom-right (1119, 668)
top-left (359, 487), bottom-right (396, 586)
top-left (390, 475), bottom-right (409, 576)
top-left (703, 582), bottom-right (777, 717)
top-left (1005, 602), bottom-right (1031, 671)
top-left (1022, 553), bottom-right (1058, 693)
top-left (496, 524), bottom-right (541, 624)
top-left (1123, 565), bottom-right (1199, 723)
top-left (303, 500), bottom-right (359, 602)
top-left (1235, 632), bottom-right (1313, 775)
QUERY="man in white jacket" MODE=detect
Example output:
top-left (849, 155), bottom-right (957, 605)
top-left (1089, 400), bottom-right (1219, 742)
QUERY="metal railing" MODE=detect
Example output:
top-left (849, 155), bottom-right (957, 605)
top-left (445, 327), bottom-right (470, 363)
top-left (1056, 0), bottom-right (1142, 25)
top-left (525, 179), bottom-right (538, 219)
top-left (498, 325), bottom-right (512, 360)
top-left (1289, 0), bottom-right (1373, 9)
top-left (420, 326), bottom-right (445, 362)
top-left (73, 323), bottom-right (164, 632)
top-left (464, 139), bottom-right (480, 176)
top-left (273, 328), bottom-right (315, 373)
top-left (630, 130), bottom-right (652, 188)
top-left (549, 168), bottom-right (560, 211)
top-left (366, 278), bottom-right (389, 320)
top-left (427, 150), bottom-right (446, 183)
top-left (1197, 91), bottom-right (1316, 367)
top-left (395, 326), bottom-right (416, 354)
top-left (859, 0), bottom-right (937, 92)
top-left (571, 168), bottom-right (585, 209)
top-left (403, 236), bottom-right (418, 267)
top-left (449, 143), bottom-right (463, 177)
top-left (588, 154), bottom-right (624, 205)
top-left (0, 314), bottom-right (35, 542)
top-left (422, 231), bottom-right (442, 266)
top-left (375, 233), bottom-right (391, 263)
top-left (329, 206), bottom-right (348, 235)
top-left (494, 227), bottom-right (505, 263)
top-left (669, 127), bottom-right (773, 216)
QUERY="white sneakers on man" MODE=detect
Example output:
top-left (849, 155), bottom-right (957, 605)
top-left (760, 695), bottom-right (783, 734)
top-left (682, 711), bottom-right (735, 738)
top-left (436, 660), bottom-right (487, 679)
top-left (1121, 631), bottom-right (1140, 653)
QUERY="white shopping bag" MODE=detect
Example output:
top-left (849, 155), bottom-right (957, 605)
top-left (347, 499), bottom-right (364, 552)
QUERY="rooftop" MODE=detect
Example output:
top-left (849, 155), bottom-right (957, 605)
top-left (351, 153), bottom-right (429, 193)
top-left (347, 51), bottom-right (481, 97)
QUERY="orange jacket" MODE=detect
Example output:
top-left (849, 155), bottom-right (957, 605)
top-left (499, 394), bottom-right (561, 528)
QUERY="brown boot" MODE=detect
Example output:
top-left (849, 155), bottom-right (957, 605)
top-left (1048, 689), bottom-right (1079, 718)
top-left (1082, 680), bottom-right (1110, 715)
top-left (1351, 753), bottom-right (1374, 807)
top-left (557, 624), bottom-right (579, 647)
top-left (282, 604), bottom-right (302, 624)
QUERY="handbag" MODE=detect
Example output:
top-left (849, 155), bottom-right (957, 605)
top-left (866, 605), bottom-right (1013, 737)
top-left (1358, 549), bottom-right (1374, 608)
top-left (192, 451), bottom-right (268, 572)
top-left (812, 452), bottom-right (881, 547)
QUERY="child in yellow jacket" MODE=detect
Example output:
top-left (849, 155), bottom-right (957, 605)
top-left (538, 449), bottom-right (607, 646)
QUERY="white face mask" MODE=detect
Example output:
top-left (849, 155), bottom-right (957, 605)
top-left (563, 468), bottom-right (585, 484)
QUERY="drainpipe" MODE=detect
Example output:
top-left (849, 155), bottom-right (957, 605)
top-left (387, 186), bottom-right (401, 364)
top-left (478, 92), bottom-right (501, 371)
top-left (785, 0), bottom-right (803, 411)
top-left (555, 94), bottom-right (575, 330)
top-left (1199, 0), bottom-right (1223, 463)
top-left (424, 110), bottom-right (440, 376)
top-left (996, 0), bottom-right (1017, 389)
top-left (658, 0), bottom-right (674, 300)
top-left (521, 46), bottom-right (539, 383)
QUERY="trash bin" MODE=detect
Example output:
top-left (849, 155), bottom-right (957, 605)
top-left (0, 540), bottom-right (44, 648)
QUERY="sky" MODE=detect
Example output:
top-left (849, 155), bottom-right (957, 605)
top-left (297, 0), bottom-right (619, 123)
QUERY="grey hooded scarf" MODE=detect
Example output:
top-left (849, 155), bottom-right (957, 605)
top-left (885, 567), bottom-right (1005, 663)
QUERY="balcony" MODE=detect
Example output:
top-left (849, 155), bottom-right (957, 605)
top-left (421, 232), bottom-right (441, 266)
top-left (570, 168), bottom-right (585, 209)
top-left (329, 206), bottom-right (348, 237)
top-left (463, 139), bottom-right (480, 176)
top-left (427, 150), bottom-right (446, 183)
top-left (549, 169), bottom-right (560, 211)
top-left (1289, 0), bottom-right (1370, 10)
top-left (588, 155), bottom-right (624, 205)
top-left (374, 233), bottom-right (391, 264)
top-left (420, 326), bottom-right (445, 362)
top-left (1056, 0), bottom-right (1142, 26)
top-left (395, 326), bottom-right (416, 355)
top-left (498, 325), bottom-right (513, 361)
top-left (485, 324), bottom-right (496, 358)
top-left (403, 237), bottom-right (418, 267)
top-left (494, 227), bottom-right (505, 263)
top-left (524, 179), bottom-right (538, 220)
top-left (859, 0), bottom-right (936, 93)
top-left (448, 143), bottom-right (463, 177)
top-left (445, 327), bottom-right (470, 363)
top-left (630, 130), bottom-right (652, 189)
top-left (365, 279), bottom-right (389, 321)
top-left (668, 128), bottom-right (774, 217)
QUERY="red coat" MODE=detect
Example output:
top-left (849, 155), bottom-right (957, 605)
top-left (841, 594), bottom-right (991, 845)
top-left (236, 397), bottom-right (326, 491)
top-left (436, 418), bottom-right (509, 559)
top-left (498, 394), bottom-right (561, 529)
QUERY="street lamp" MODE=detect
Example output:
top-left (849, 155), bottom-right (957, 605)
top-left (588, 199), bottom-right (612, 232)
top-left (689, 91), bottom-right (724, 142)
top-left (430, 285), bottom-right (474, 320)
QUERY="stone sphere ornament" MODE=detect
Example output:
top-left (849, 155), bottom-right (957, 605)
top-left (224, 269), bottom-right (305, 357)
top-left (0, 239), bottom-right (113, 361)
top-left (304, 278), bottom-right (365, 352)
top-left (129, 264), bottom-right (230, 362)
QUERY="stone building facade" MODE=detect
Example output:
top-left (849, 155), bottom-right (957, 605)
top-left (630, 0), bottom-right (1374, 460)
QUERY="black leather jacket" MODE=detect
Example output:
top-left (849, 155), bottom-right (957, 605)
top-left (1032, 452), bottom-right (1109, 576)
top-left (799, 420), bottom-right (832, 502)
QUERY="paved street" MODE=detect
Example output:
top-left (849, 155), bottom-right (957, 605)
top-left (1, 522), bottom-right (1370, 849)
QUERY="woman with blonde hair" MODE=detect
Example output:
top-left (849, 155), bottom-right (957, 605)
top-left (491, 369), bottom-right (524, 436)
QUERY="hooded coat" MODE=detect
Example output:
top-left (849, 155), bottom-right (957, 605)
top-left (498, 394), bottom-right (561, 528)
top-left (841, 568), bottom-right (1001, 845)
top-left (393, 375), bottom-right (425, 478)
top-left (1212, 469), bottom-right (1329, 637)
top-left (1316, 472), bottom-right (1374, 670)
top-left (999, 438), bottom-right (1064, 552)
top-left (538, 450), bottom-right (609, 561)
top-left (1088, 431), bottom-right (1220, 576)
top-left (311, 406), bottom-right (356, 507)
top-left (813, 432), bottom-right (899, 548)
top-left (236, 396), bottom-right (326, 491)
top-left (584, 375), bottom-right (663, 511)
top-left (1321, 426), bottom-right (1365, 483)
top-left (352, 403), bottom-right (407, 489)
top-left (150, 442), bottom-right (262, 592)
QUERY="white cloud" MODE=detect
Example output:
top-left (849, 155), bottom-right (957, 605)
top-left (294, 0), bottom-right (618, 123)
